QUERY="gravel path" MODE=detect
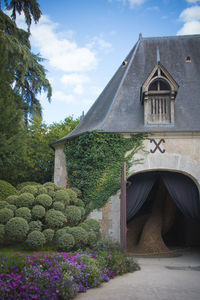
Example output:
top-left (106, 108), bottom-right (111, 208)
top-left (75, 248), bottom-right (200, 300)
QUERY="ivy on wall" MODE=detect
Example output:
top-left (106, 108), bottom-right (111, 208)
top-left (65, 131), bottom-right (144, 211)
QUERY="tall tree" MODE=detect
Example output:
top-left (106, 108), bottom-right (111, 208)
top-left (0, 0), bottom-right (52, 124)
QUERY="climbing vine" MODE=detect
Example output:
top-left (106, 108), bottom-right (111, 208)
top-left (65, 131), bottom-right (145, 211)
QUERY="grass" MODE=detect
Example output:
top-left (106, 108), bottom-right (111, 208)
top-left (0, 244), bottom-right (56, 257)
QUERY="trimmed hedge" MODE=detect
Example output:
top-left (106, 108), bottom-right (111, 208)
top-left (16, 193), bottom-right (35, 208)
top-left (15, 207), bottom-right (32, 222)
top-left (29, 220), bottom-right (42, 232)
top-left (6, 195), bottom-right (18, 205)
top-left (0, 201), bottom-right (8, 209)
top-left (0, 208), bottom-right (14, 224)
top-left (5, 217), bottom-right (29, 241)
top-left (43, 229), bottom-right (54, 242)
top-left (70, 226), bottom-right (88, 249)
top-left (55, 190), bottom-right (70, 204)
top-left (65, 206), bottom-right (81, 226)
top-left (53, 201), bottom-right (65, 212)
top-left (0, 180), bottom-right (17, 202)
top-left (45, 210), bottom-right (66, 229)
top-left (6, 204), bottom-right (16, 211)
top-left (20, 185), bottom-right (38, 196)
top-left (57, 233), bottom-right (75, 251)
top-left (36, 194), bottom-right (52, 208)
top-left (16, 182), bottom-right (39, 190)
top-left (32, 205), bottom-right (45, 219)
top-left (26, 231), bottom-right (46, 249)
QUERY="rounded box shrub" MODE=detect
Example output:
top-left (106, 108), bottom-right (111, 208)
top-left (79, 207), bottom-right (85, 217)
top-left (53, 201), bottom-right (65, 211)
top-left (16, 193), bottom-right (35, 208)
top-left (26, 230), bottom-right (46, 249)
top-left (43, 182), bottom-right (56, 189)
top-left (55, 228), bottom-right (69, 241)
top-left (43, 229), bottom-right (54, 242)
top-left (0, 180), bottom-right (17, 202)
top-left (47, 189), bottom-right (55, 198)
top-left (16, 207), bottom-right (32, 222)
top-left (74, 199), bottom-right (84, 207)
top-left (0, 208), bottom-right (14, 224)
top-left (0, 201), bottom-right (8, 209)
top-left (16, 181), bottom-right (39, 190)
top-left (37, 186), bottom-right (47, 195)
top-left (20, 185), bottom-right (38, 196)
top-left (45, 209), bottom-right (66, 228)
top-left (29, 220), bottom-right (42, 232)
top-left (0, 224), bottom-right (5, 243)
top-left (55, 190), bottom-right (70, 205)
top-left (66, 189), bottom-right (78, 204)
top-left (32, 205), bottom-right (45, 219)
top-left (6, 204), bottom-right (16, 211)
top-left (65, 206), bottom-right (82, 226)
top-left (36, 194), bottom-right (52, 208)
top-left (57, 233), bottom-right (75, 251)
top-left (6, 195), bottom-right (18, 205)
top-left (84, 219), bottom-right (100, 234)
top-left (70, 226), bottom-right (88, 249)
top-left (71, 187), bottom-right (82, 198)
top-left (5, 217), bottom-right (29, 241)
top-left (88, 232), bottom-right (98, 248)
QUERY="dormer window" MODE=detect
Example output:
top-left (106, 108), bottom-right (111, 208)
top-left (141, 63), bottom-right (178, 126)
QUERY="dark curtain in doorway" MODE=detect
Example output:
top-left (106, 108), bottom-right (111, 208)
top-left (127, 171), bottom-right (200, 222)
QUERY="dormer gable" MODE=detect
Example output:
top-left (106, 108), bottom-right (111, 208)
top-left (141, 62), bottom-right (178, 126)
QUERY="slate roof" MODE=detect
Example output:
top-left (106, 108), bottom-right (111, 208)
top-left (52, 34), bottom-right (200, 145)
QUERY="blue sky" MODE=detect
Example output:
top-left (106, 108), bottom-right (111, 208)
top-left (16, 0), bottom-right (200, 124)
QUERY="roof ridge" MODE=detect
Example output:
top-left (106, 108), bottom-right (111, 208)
top-left (96, 37), bottom-right (141, 130)
top-left (141, 34), bottom-right (200, 40)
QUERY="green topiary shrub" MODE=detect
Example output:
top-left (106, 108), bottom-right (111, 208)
top-left (65, 206), bottom-right (82, 226)
top-left (0, 208), bottom-right (14, 224)
top-left (26, 230), bottom-right (46, 249)
top-left (55, 190), bottom-right (70, 205)
top-left (55, 228), bottom-right (69, 241)
top-left (57, 233), bottom-right (75, 251)
top-left (70, 226), bottom-right (88, 249)
top-left (29, 220), bottom-right (42, 232)
top-left (16, 182), bottom-right (40, 190)
top-left (6, 204), bottom-right (16, 211)
top-left (36, 194), bottom-right (52, 208)
top-left (37, 186), bottom-right (47, 195)
top-left (0, 224), bottom-right (5, 243)
top-left (66, 189), bottom-right (78, 205)
top-left (71, 187), bottom-right (82, 197)
top-left (84, 219), bottom-right (100, 234)
top-left (43, 229), bottom-right (54, 242)
top-left (0, 180), bottom-right (17, 202)
top-left (6, 195), bottom-right (18, 205)
top-left (88, 232), bottom-right (98, 248)
top-left (5, 217), bottom-right (29, 241)
top-left (20, 185), bottom-right (38, 196)
top-left (16, 193), bottom-right (35, 208)
top-left (47, 190), bottom-right (55, 198)
top-left (45, 209), bottom-right (66, 229)
top-left (15, 207), bottom-right (32, 222)
top-left (0, 201), bottom-right (8, 209)
top-left (32, 205), bottom-right (45, 220)
top-left (53, 201), bottom-right (65, 211)
top-left (43, 182), bottom-right (56, 189)
top-left (79, 207), bottom-right (85, 218)
top-left (74, 199), bottom-right (84, 207)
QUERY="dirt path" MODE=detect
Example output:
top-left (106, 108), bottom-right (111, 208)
top-left (75, 249), bottom-right (200, 300)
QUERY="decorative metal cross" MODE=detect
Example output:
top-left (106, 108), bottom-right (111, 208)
top-left (150, 139), bottom-right (165, 153)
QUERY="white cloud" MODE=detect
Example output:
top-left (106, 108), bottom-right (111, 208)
top-left (53, 91), bottom-right (76, 104)
top-left (87, 36), bottom-right (112, 53)
top-left (186, 0), bottom-right (200, 3)
top-left (61, 73), bottom-right (90, 95)
top-left (108, 0), bottom-right (146, 8)
top-left (177, 5), bottom-right (200, 35)
top-left (15, 14), bottom-right (97, 73)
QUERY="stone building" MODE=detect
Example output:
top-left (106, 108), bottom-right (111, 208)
top-left (51, 34), bottom-right (200, 253)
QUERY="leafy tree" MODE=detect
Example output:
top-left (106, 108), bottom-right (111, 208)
top-left (0, 0), bottom-right (52, 124)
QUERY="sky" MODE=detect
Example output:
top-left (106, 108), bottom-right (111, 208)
top-left (15, 0), bottom-right (200, 124)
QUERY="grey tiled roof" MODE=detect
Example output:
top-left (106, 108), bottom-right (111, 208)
top-left (52, 34), bottom-right (200, 145)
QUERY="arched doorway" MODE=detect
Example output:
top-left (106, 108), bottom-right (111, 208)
top-left (126, 171), bottom-right (200, 256)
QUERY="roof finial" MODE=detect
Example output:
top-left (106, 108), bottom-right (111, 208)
top-left (157, 46), bottom-right (160, 63)
top-left (139, 33), bottom-right (142, 40)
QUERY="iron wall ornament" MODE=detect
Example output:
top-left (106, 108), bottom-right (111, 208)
top-left (150, 139), bottom-right (165, 153)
